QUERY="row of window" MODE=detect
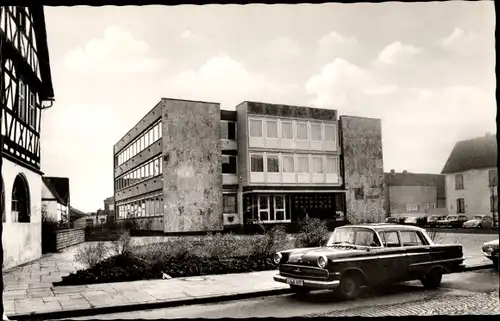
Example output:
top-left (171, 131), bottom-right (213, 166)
top-left (249, 118), bottom-right (337, 142)
top-left (406, 203), bottom-right (437, 212)
top-left (116, 195), bottom-right (164, 219)
top-left (115, 156), bottom-right (163, 191)
top-left (250, 153), bottom-right (339, 174)
top-left (455, 169), bottom-right (498, 190)
top-left (116, 121), bottom-right (162, 166)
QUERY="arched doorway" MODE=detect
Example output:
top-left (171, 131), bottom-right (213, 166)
top-left (11, 174), bottom-right (30, 223)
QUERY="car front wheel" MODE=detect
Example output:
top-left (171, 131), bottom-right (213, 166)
top-left (421, 268), bottom-right (443, 289)
top-left (289, 285), bottom-right (312, 295)
top-left (336, 273), bottom-right (362, 300)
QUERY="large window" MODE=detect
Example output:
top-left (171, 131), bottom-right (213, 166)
top-left (312, 156), bottom-right (323, 174)
top-left (11, 174), bottom-right (30, 223)
top-left (455, 174), bottom-right (464, 190)
top-left (282, 155), bottom-right (294, 173)
top-left (281, 121), bottom-right (293, 139)
top-left (258, 196), bottom-right (269, 221)
top-left (296, 122), bottom-right (308, 140)
top-left (267, 155), bottom-right (280, 173)
top-left (116, 121), bottom-right (162, 166)
top-left (222, 155), bottom-right (237, 174)
top-left (311, 123), bottom-right (322, 141)
top-left (326, 157), bottom-right (337, 174)
top-left (489, 169), bottom-right (498, 187)
top-left (250, 154), bottom-right (264, 172)
top-left (221, 121), bottom-right (236, 140)
top-left (406, 204), bottom-right (419, 212)
top-left (249, 119), bottom-right (262, 137)
top-left (274, 195), bottom-right (287, 221)
top-left (325, 124), bottom-right (336, 142)
top-left (116, 195), bottom-right (164, 219)
top-left (116, 156), bottom-right (162, 191)
top-left (456, 198), bottom-right (465, 213)
top-left (223, 194), bottom-right (237, 213)
top-left (297, 156), bottom-right (309, 173)
top-left (266, 120), bottom-right (278, 138)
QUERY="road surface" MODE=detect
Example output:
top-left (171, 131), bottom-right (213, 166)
top-left (65, 268), bottom-right (499, 319)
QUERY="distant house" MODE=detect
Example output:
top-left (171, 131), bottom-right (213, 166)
top-left (41, 177), bottom-right (70, 224)
top-left (384, 170), bottom-right (446, 217)
top-left (441, 133), bottom-right (498, 221)
top-left (70, 207), bottom-right (89, 229)
top-left (103, 196), bottom-right (114, 212)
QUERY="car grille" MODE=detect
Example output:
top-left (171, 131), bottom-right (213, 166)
top-left (279, 264), bottom-right (329, 280)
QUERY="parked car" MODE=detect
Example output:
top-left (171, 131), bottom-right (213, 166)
top-left (437, 215), bottom-right (468, 228)
top-left (463, 215), bottom-right (494, 229)
top-left (272, 224), bottom-right (465, 300)
top-left (385, 217), bottom-right (399, 224)
top-left (403, 216), bottom-right (418, 225)
top-left (482, 239), bottom-right (499, 270)
top-left (428, 215), bottom-right (447, 227)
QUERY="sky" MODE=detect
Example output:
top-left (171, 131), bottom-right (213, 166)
top-left (40, 2), bottom-right (496, 213)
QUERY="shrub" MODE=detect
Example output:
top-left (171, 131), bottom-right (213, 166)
top-left (202, 233), bottom-right (239, 259)
top-left (74, 242), bottom-right (110, 268)
top-left (426, 227), bottom-right (445, 244)
top-left (294, 217), bottom-right (329, 248)
top-left (248, 225), bottom-right (288, 257)
top-left (109, 231), bottom-right (132, 256)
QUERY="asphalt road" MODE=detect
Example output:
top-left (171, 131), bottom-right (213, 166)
top-left (66, 268), bottom-right (499, 319)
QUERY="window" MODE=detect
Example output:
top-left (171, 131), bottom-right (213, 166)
top-left (282, 155), bottom-right (294, 173)
top-left (326, 157), bottom-right (337, 174)
top-left (221, 121), bottom-right (236, 140)
top-left (489, 169), bottom-right (498, 187)
top-left (406, 204), bottom-right (419, 212)
top-left (222, 155), bottom-right (237, 174)
top-left (380, 231), bottom-right (401, 248)
top-left (400, 231), bottom-right (425, 247)
top-left (296, 122), bottom-right (308, 140)
top-left (153, 158), bottom-right (160, 175)
top-left (312, 156), bottom-right (323, 174)
top-left (297, 156), bottom-right (309, 173)
top-left (258, 196), bottom-right (270, 221)
top-left (18, 81), bottom-right (26, 121)
top-left (267, 155), bottom-right (280, 173)
top-left (353, 230), bottom-right (380, 247)
top-left (325, 124), bottom-right (336, 142)
top-left (354, 188), bottom-right (364, 200)
top-left (11, 174), bottom-right (30, 223)
top-left (424, 203), bottom-right (430, 210)
top-left (281, 121), bottom-right (293, 139)
top-left (455, 174), bottom-right (464, 190)
top-left (249, 119), bottom-right (262, 137)
top-left (223, 194), bottom-right (237, 213)
top-left (274, 195), bottom-right (287, 221)
top-left (456, 198), bottom-right (465, 213)
top-left (311, 123), bottom-right (322, 141)
top-left (250, 154), bottom-right (264, 172)
top-left (266, 120), bottom-right (278, 138)
top-left (431, 203), bottom-right (436, 209)
top-left (28, 92), bottom-right (35, 128)
top-left (491, 195), bottom-right (498, 213)
top-left (153, 124), bottom-right (159, 141)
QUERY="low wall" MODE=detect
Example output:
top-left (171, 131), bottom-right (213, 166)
top-left (55, 228), bottom-right (85, 251)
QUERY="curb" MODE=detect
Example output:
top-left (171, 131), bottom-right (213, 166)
top-left (8, 287), bottom-right (294, 320)
top-left (460, 262), bottom-right (495, 272)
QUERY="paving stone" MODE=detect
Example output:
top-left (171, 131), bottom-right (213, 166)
top-left (27, 282), bottom-right (54, 289)
top-left (42, 295), bottom-right (71, 302)
top-left (119, 291), bottom-right (157, 303)
top-left (52, 286), bottom-right (89, 294)
top-left (28, 290), bottom-right (54, 299)
top-left (59, 298), bottom-right (92, 311)
top-left (69, 294), bottom-right (84, 299)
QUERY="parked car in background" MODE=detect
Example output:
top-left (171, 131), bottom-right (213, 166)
top-left (482, 239), bottom-right (499, 270)
top-left (272, 224), bottom-right (465, 300)
top-left (386, 217), bottom-right (398, 224)
top-left (403, 216), bottom-right (418, 225)
top-left (438, 215), bottom-right (468, 228)
top-left (463, 215), bottom-right (494, 229)
top-left (428, 215), bottom-right (446, 227)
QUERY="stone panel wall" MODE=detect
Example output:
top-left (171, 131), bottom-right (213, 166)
top-left (55, 228), bottom-right (85, 251)
top-left (161, 98), bottom-right (223, 233)
top-left (340, 116), bottom-right (385, 223)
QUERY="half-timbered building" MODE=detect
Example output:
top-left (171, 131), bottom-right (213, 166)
top-left (1, 6), bottom-right (55, 269)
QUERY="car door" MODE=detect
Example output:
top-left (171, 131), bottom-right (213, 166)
top-left (399, 230), bottom-right (432, 280)
top-left (377, 230), bottom-right (407, 284)
top-left (483, 216), bottom-right (493, 229)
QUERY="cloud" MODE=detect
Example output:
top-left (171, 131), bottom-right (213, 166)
top-left (305, 58), bottom-right (397, 109)
top-left (64, 26), bottom-right (167, 74)
top-left (179, 29), bottom-right (212, 45)
top-left (263, 37), bottom-right (303, 60)
top-left (440, 27), bottom-right (489, 58)
top-left (316, 31), bottom-right (360, 61)
top-left (375, 41), bottom-right (422, 66)
top-left (441, 27), bottom-right (465, 46)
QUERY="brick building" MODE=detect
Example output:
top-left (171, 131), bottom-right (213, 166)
top-left (113, 98), bottom-right (385, 233)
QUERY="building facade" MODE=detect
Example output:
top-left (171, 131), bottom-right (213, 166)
top-left (441, 134), bottom-right (498, 222)
top-left (41, 176), bottom-right (70, 224)
top-left (1, 6), bottom-right (55, 269)
top-left (384, 170), bottom-right (447, 217)
top-left (114, 99), bottom-right (385, 233)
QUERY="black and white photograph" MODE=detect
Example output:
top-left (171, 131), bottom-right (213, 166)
top-left (0, 1), bottom-right (498, 319)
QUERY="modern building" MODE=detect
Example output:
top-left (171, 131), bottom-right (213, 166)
top-left (441, 133), bottom-right (498, 222)
top-left (384, 170), bottom-right (447, 218)
top-left (1, 6), bottom-right (55, 269)
top-left (41, 176), bottom-right (70, 224)
top-left (113, 98), bottom-right (385, 233)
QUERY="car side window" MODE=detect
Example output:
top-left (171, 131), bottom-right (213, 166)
top-left (400, 231), bottom-right (425, 247)
top-left (354, 230), bottom-right (381, 247)
top-left (380, 231), bottom-right (401, 248)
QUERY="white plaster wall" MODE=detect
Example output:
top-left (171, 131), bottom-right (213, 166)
top-left (42, 199), bottom-right (58, 221)
top-left (445, 167), bottom-right (498, 218)
top-left (2, 158), bottom-right (42, 270)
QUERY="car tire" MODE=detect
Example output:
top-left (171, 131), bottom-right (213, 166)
top-left (477, 224), bottom-right (482, 229)
top-left (289, 285), bottom-right (312, 295)
top-left (336, 273), bottom-right (362, 300)
top-left (421, 268), bottom-right (443, 289)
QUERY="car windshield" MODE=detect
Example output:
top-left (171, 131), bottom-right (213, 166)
top-left (429, 216), bottom-right (439, 220)
top-left (327, 227), bottom-right (381, 247)
top-left (447, 216), bottom-right (458, 220)
top-left (473, 215), bottom-right (483, 220)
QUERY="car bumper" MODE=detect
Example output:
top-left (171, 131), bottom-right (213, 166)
top-left (482, 251), bottom-right (499, 261)
top-left (273, 274), bottom-right (341, 289)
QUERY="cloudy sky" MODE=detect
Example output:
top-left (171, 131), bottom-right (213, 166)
top-left (41, 2), bottom-right (496, 213)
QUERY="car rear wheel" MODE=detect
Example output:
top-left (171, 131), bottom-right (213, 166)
top-left (336, 273), bottom-right (362, 300)
top-left (421, 268), bottom-right (443, 289)
top-left (289, 285), bottom-right (312, 295)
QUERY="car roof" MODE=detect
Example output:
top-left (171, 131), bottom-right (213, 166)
top-left (337, 223), bottom-right (425, 232)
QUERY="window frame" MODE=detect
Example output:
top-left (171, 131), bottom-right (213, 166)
top-left (398, 230), bottom-right (427, 247)
top-left (281, 121), bottom-right (294, 139)
top-left (297, 155), bottom-right (309, 173)
top-left (266, 120), bottom-right (278, 139)
top-left (324, 124), bottom-right (337, 142)
top-left (296, 122), bottom-right (308, 140)
top-left (455, 174), bottom-right (464, 190)
top-left (310, 123), bottom-right (322, 141)
top-left (249, 119), bottom-right (263, 138)
top-left (282, 155), bottom-right (295, 173)
top-left (250, 154), bottom-right (264, 173)
top-left (223, 194), bottom-right (238, 214)
top-left (379, 231), bottom-right (402, 248)
top-left (266, 154), bottom-right (280, 173)
top-left (456, 198), bottom-right (465, 213)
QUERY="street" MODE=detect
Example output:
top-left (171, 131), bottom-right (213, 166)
top-left (65, 268), bottom-right (499, 319)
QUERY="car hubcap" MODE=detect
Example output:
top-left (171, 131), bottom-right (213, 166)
top-left (343, 278), bottom-right (355, 294)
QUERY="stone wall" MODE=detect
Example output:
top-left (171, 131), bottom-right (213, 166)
top-left (340, 116), bottom-right (385, 223)
top-left (162, 98), bottom-right (223, 233)
top-left (55, 228), bottom-right (85, 251)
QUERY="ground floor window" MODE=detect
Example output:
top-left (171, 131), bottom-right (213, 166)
top-left (12, 174), bottom-right (30, 223)
top-left (456, 198), bottom-right (465, 213)
top-left (223, 194), bottom-right (237, 213)
top-left (116, 195), bottom-right (163, 219)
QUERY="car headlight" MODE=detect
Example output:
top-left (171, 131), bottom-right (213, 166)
top-left (317, 255), bottom-right (328, 269)
top-left (273, 252), bottom-right (282, 265)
